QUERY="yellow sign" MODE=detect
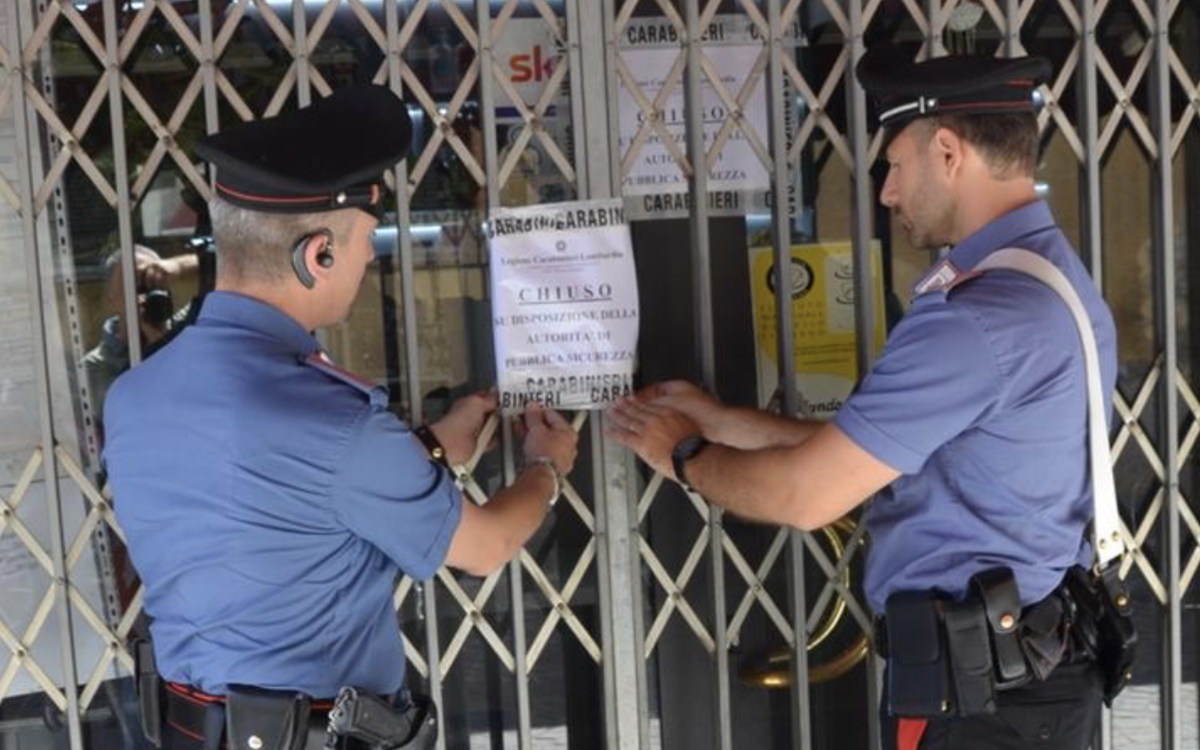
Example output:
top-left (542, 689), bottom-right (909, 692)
top-left (749, 241), bottom-right (886, 419)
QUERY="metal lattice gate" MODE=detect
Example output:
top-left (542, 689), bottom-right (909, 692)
top-left (0, 2), bottom-right (1198, 750)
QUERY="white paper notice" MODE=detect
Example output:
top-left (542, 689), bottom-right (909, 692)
top-left (488, 200), bottom-right (639, 414)
top-left (617, 17), bottom-right (772, 196)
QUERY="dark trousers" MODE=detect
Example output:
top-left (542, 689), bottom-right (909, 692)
top-left (881, 661), bottom-right (1104, 750)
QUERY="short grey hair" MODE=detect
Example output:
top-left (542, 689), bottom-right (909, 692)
top-left (210, 198), bottom-right (354, 284)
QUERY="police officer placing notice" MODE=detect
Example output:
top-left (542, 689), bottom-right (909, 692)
top-left (610, 46), bottom-right (1130, 750)
top-left (103, 85), bottom-right (577, 750)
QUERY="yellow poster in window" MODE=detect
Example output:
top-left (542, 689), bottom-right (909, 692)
top-left (749, 241), bottom-right (886, 419)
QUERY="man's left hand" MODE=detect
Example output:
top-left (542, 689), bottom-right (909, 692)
top-left (607, 396), bottom-right (701, 481)
top-left (431, 390), bottom-right (498, 465)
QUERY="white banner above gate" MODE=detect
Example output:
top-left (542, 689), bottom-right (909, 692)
top-left (617, 16), bottom-right (791, 197)
top-left (488, 200), bottom-right (639, 414)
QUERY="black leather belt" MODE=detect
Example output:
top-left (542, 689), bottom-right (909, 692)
top-left (873, 576), bottom-right (1080, 656)
top-left (875, 571), bottom-right (1093, 717)
top-left (164, 683), bottom-right (226, 747)
top-left (164, 684), bottom-right (335, 749)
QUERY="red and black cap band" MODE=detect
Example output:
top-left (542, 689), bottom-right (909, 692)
top-left (856, 44), bottom-right (1051, 130)
top-left (213, 181), bottom-right (383, 215)
top-left (196, 84), bottom-right (409, 216)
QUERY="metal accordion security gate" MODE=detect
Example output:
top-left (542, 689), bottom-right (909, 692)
top-left (0, 1), bottom-right (1197, 750)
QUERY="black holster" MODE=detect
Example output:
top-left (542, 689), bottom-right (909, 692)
top-left (1018, 592), bottom-right (1069, 681)
top-left (394, 695), bottom-right (437, 750)
top-left (1063, 564), bottom-right (1137, 705)
top-left (225, 686), bottom-right (312, 750)
top-left (326, 687), bottom-right (438, 750)
top-left (133, 637), bottom-right (164, 748)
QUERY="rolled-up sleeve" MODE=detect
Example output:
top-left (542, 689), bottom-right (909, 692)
top-left (331, 407), bottom-right (462, 580)
top-left (834, 299), bottom-right (1002, 475)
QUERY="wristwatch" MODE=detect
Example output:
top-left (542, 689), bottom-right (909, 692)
top-left (671, 435), bottom-right (710, 492)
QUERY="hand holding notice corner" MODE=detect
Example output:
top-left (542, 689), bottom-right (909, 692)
top-left (521, 401), bottom-right (578, 477)
top-left (431, 390), bottom-right (499, 466)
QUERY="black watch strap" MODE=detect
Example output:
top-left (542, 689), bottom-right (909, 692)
top-left (671, 435), bottom-right (710, 492)
top-left (414, 424), bottom-right (450, 469)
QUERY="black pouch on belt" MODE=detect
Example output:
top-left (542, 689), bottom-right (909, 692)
top-left (970, 567), bottom-right (1028, 689)
top-left (132, 637), bottom-right (164, 748)
top-left (885, 590), bottom-right (952, 717)
top-left (942, 598), bottom-right (996, 716)
top-left (225, 686), bottom-right (311, 750)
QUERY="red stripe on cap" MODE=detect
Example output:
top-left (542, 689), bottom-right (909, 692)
top-left (216, 182), bottom-right (328, 205)
top-left (937, 100), bottom-right (1035, 112)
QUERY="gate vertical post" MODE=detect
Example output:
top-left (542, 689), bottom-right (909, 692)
top-left (574, 3), bottom-right (649, 748)
top-left (1150, 1), bottom-right (1182, 748)
top-left (8, 1), bottom-right (83, 746)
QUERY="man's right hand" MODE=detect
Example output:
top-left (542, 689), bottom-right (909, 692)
top-left (639, 379), bottom-right (819, 451)
top-left (521, 402), bottom-right (578, 476)
top-left (641, 380), bottom-right (731, 443)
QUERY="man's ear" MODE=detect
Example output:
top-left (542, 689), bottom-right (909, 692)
top-left (931, 126), bottom-right (965, 179)
top-left (290, 228), bottom-right (334, 289)
top-left (306, 231), bottom-right (334, 271)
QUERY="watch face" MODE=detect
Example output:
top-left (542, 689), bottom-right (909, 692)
top-left (671, 435), bottom-right (709, 490)
top-left (673, 435), bottom-right (708, 460)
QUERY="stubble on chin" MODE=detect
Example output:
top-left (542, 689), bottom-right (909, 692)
top-left (900, 220), bottom-right (934, 252)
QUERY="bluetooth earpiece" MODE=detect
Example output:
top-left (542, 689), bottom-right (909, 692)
top-left (290, 228), bottom-right (335, 289)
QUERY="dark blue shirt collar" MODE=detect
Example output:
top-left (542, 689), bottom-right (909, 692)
top-left (945, 198), bottom-right (1057, 272)
top-left (198, 291), bottom-right (319, 357)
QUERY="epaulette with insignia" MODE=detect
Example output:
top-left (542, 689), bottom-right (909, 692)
top-left (911, 259), bottom-right (982, 302)
top-left (302, 351), bottom-right (387, 407)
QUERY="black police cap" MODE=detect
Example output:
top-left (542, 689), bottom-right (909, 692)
top-left (195, 84), bottom-right (412, 214)
top-left (855, 44), bottom-right (1051, 130)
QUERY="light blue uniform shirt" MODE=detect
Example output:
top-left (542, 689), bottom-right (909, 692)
top-left (104, 291), bottom-right (462, 697)
top-left (833, 200), bottom-right (1117, 613)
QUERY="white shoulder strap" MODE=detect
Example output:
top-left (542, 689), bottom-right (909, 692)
top-left (973, 248), bottom-right (1124, 568)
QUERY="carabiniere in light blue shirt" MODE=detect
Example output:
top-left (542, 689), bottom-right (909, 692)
top-left (833, 200), bottom-right (1118, 614)
top-left (104, 291), bottom-right (462, 698)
